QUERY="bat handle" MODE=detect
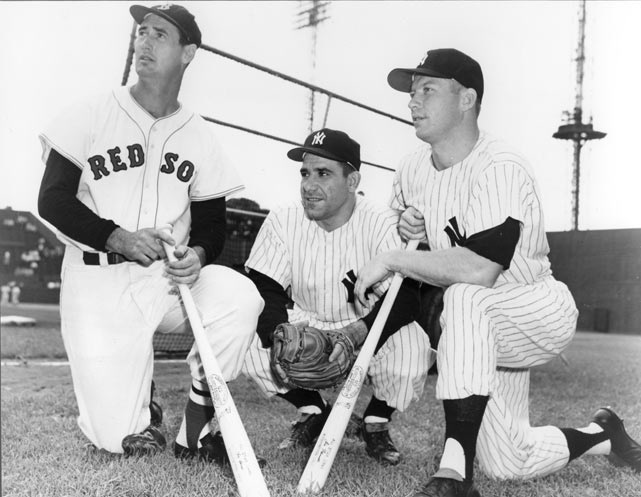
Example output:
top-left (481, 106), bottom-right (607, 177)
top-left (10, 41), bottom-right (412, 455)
top-left (405, 238), bottom-right (420, 251)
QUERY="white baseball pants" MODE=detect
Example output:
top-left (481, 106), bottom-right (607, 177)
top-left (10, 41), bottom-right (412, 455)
top-left (436, 277), bottom-right (578, 479)
top-left (59, 248), bottom-right (263, 453)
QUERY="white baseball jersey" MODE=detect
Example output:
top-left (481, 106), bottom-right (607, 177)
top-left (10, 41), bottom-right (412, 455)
top-left (242, 196), bottom-right (433, 411)
top-left (38, 87), bottom-right (263, 453)
top-left (39, 86), bottom-right (243, 251)
top-left (392, 130), bottom-right (578, 478)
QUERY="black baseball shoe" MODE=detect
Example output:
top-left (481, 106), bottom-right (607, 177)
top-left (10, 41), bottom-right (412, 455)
top-left (412, 477), bottom-right (481, 497)
top-left (278, 404), bottom-right (331, 450)
top-left (174, 431), bottom-right (267, 468)
top-left (592, 406), bottom-right (641, 472)
top-left (121, 426), bottom-right (167, 457)
top-left (361, 421), bottom-right (401, 465)
top-left (150, 380), bottom-right (163, 427)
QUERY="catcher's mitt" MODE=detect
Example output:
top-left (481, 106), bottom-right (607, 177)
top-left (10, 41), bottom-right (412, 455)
top-left (270, 322), bottom-right (356, 390)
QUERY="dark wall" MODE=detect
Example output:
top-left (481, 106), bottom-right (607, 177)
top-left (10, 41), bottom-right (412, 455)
top-left (547, 229), bottom-right (641, 335)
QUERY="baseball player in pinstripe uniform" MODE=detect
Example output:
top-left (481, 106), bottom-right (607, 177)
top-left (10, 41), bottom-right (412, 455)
top-left (37, 4), bottom-right (264, 462)
top-left (354, 49), bottom-right (641, 496)
top-left (241, 128), bottom-right (434, 465)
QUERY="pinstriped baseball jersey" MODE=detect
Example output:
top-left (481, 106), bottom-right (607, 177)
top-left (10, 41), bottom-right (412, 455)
top-left (242, 195), bottom-right (433, 410)
top-left (39, 86), bottom-right (243, 252)
top-left (390, 130), bottom-right (551, 285)
top-left (245, 196), bottom-right (399, 329)
top-left (390, 130), bottom-right (578, 479)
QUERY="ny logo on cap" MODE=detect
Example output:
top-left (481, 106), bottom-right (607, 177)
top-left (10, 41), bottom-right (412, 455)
top-left (158, 3), bottom-right (173, 10)
top-left (311, 131), bottom-right (326, 146)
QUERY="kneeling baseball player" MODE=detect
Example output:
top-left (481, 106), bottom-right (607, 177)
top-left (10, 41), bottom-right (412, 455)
top-left (38, 4), bottom-right (264, 464)
top-left (241, 128), bottom-right (434, 465)
top-left (354, 47), bottom-right (641, 496)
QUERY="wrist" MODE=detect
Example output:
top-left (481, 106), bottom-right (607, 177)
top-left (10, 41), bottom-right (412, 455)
top-left (344, 320), bottom-right (369, 348)
top-left (191, 245), bottom-right (207, 266)
top-left (105, 227), bottom-right (126, 253)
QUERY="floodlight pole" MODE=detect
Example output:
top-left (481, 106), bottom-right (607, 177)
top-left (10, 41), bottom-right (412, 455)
top-left (295, 1), bottom-right (331, 132)
top-left (553, 0), bottom-right (606, 231)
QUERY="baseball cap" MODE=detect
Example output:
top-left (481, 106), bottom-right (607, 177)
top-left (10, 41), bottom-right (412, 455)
top-left (287, 128), bottom-right (361, 171)
top-left (130, 4), bottom-right (202, 47)
top-left (387, 48), bottom-right (484, 102)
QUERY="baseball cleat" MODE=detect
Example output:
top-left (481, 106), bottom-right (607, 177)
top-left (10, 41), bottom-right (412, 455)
top-left (592, 407), bottom-right (641, 472)
top-left (361, 421), bottom-right (401, 465)
top-left (121, 425), bottom-right (166, 457)
top-left (278, 404), bottom-right (331, 450)
top-left (174, 431), bottom-right (267, 468)
top-left (412, 477), bottom-right (480, 497)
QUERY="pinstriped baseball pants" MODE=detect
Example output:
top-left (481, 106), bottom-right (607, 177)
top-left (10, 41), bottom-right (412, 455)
top-left (436, 276), bottom-right (578, 479)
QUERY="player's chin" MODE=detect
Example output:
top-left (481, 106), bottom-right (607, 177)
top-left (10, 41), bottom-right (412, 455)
top-left (302, 200), bottom-right (325, 219)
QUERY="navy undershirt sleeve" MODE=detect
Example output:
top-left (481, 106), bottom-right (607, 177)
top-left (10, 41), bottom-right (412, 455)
top-left (245, 269), bottom-right (290, 348)
top-left (464, 217), bottom-right (522, 269)
top-left (361, 277), bottom-right (422, 354)
top-left (38, 148), bottom-right (119, 251)
top-left (188, 198), bottom-right (226, 265)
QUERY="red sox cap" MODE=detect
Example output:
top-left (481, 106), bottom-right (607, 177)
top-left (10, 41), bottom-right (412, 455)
top-left (387, 48), bottom-right (484, 102)
top-left (130, 3), bottom-right (202, 48)
top-left (287, 128), bottom-right (361, 171)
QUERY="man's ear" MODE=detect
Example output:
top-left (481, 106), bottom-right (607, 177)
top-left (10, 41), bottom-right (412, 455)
top-left (460, 87), bottom-right (478, 112)
top-left (182, 44), bottom-right (197, 65)
top-left (347, 170), bottom-right (361, 192)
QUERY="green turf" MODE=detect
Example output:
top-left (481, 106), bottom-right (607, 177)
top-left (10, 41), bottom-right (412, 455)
top-left (1, 304), bottom-right (641, 496)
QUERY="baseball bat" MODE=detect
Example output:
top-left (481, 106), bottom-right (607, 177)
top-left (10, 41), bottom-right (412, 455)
top-left (297, 239), bottom-right (421, 494)
top-left (162, 238), bottom-right (270, 497)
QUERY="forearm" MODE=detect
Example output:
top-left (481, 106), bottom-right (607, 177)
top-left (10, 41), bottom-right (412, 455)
top-left (361, 277), bottom-right (421, 352)
top-left (38, 149), bottom-right (119, 251)
top-left (386, 246), bottom-right (502, 288)
top-left (246, 269), bottom-right (289, 348)
top-left (188, 198), bottom-right (226, 265)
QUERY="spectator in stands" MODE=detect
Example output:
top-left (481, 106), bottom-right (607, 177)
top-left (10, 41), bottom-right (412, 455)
top-left (1, 284), bottom-right (10, 304)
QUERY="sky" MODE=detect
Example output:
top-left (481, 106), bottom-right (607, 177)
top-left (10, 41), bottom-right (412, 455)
top-left (1, 1), bottom-right (640, 232)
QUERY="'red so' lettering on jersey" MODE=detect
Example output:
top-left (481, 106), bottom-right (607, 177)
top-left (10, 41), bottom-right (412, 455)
top-left (39, 86), bottom-right (243, 250)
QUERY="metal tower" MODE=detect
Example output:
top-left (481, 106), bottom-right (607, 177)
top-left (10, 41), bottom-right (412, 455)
top-left (553, 0), bottom-right (606, 231)
top-left (295, 1), bottom-right (331, 132)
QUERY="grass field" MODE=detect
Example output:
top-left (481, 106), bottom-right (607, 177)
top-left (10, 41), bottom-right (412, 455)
top-left (1, 303), bottom-right (641, 497)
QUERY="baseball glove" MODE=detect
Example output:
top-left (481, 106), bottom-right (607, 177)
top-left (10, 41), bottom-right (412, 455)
top-left (270, 322), bottom-right (356, 390)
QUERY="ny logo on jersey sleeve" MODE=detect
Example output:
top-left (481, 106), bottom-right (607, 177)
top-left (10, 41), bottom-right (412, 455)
top-left (444, 217), bottom-right (467, 247)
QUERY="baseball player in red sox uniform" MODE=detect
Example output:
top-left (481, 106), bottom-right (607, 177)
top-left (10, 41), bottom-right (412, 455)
top-left (241, 128), bottom-right (434, 465)
top-left (354, 49), bottom-right (641, 496)
top-left (37, 4), bottom-right (263, 462)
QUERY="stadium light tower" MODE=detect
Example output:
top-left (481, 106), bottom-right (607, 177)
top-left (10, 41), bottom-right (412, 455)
top-left (295, 1), bottom-right (331, 132)
top-left (553, 0), bottom-right (606, 231)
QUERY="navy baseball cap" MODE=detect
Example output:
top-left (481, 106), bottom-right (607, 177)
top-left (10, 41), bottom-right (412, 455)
top-left (287, 128), bottom-right (361, 171)
top-left (388, 48), bottom-right (484, 102)
top-left (130, 4), bottom-right (202, 47)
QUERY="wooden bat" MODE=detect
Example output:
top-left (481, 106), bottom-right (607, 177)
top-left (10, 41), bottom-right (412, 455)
top-left (162, 238), bottom-right (270, 497)
top-left (297, 239), bottom-right (421, 494)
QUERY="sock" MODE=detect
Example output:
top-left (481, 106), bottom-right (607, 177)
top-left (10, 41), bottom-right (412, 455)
top-left (277, 389), bottom-right (326, 414)
top-left (363, 396), bottom-right (395, 423)
top-left (561, 423), bottom-right (610, 461)
top-left (435, 395), bottom-right (489, 482)
top-left (176, 379), bottom-right (214, 449)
